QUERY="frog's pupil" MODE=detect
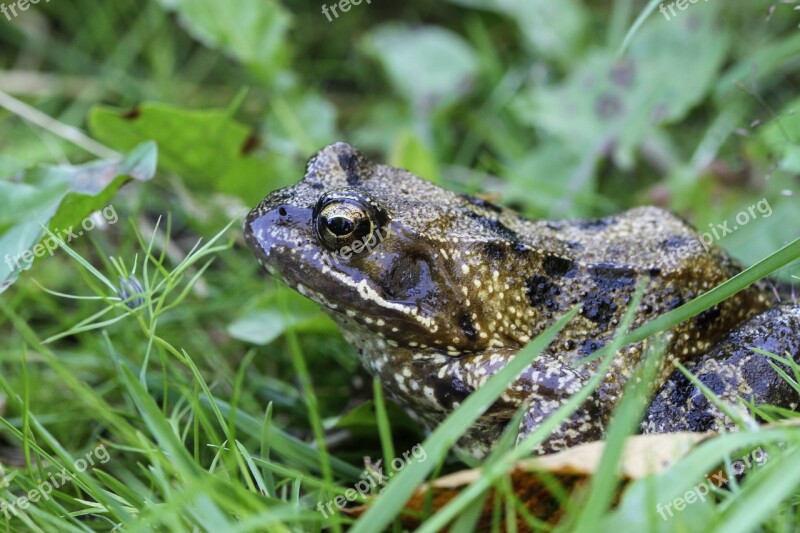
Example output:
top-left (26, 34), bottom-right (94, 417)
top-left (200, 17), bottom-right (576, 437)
top-left (327, 216), bottom-right (355, 236)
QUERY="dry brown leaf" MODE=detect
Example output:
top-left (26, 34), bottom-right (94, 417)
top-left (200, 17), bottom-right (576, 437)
top-left (343, 422), bottom-right (800, 530)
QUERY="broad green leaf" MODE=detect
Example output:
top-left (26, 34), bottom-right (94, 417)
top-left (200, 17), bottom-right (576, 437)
top-left (0, 142), bottom-right (157, 293)
top-left (228, 308), bottom-right (320, 346)
top-left (89, 103), bottom-right (292, 203)
top-left (156, 0), bottom-right (292, 84)
top-left (361, 24), bottom-right (480, 112)
top-left (228, 286), bottom-right (338, 345)
top-left (265, 92), bottom-right (339, 158)
top-left (717, 196), bottom-right (800, 276)
top-left (721, 98), bottom-right (800, 267)
top-left (0, 156), bottom-right (28, 180)
top-left (514, 3), bottom-right (729, 168)
top-left (503, 142), bottom-right (589, 217)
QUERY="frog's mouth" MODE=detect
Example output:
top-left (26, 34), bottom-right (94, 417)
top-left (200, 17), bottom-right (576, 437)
top-left (245, 200), bottom-right (447, 344)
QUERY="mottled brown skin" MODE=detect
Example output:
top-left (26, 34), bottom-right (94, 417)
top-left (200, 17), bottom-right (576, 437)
top-left (245, 143), bottom-right (800, 458)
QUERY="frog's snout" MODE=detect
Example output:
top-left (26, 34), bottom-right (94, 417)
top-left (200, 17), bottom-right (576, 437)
top-left (246, 202), bottom-right (311, 260)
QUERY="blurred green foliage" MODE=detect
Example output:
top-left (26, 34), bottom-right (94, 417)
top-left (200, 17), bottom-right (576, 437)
top-left (2, 0), bottom-right (798, 260)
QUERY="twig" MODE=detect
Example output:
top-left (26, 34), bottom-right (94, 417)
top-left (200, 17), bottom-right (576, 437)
top-left (0, 89), bottom-right (121, 160)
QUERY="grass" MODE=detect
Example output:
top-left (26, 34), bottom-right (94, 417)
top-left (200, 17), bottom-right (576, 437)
top-left (1, 0), bottom-right (800, 531)
top-left (1, 213), bottom-right (798, 531)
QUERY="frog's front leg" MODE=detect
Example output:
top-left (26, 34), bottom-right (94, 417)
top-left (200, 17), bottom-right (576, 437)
top-left (417, 349), bottom-right (605, 457)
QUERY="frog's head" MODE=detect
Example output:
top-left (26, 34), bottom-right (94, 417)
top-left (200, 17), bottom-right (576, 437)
top-left (245, 143), bottom-right (523, 354)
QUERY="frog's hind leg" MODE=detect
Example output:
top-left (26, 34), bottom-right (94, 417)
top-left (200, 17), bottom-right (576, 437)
top-left (643, 305), bottom-right (800, 434)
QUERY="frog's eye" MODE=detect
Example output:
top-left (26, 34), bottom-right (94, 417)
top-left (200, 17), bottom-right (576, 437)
top-left (312, 191), bottom-right (385, 252)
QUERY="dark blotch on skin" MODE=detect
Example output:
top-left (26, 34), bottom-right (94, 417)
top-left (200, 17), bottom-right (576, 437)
top-left (694, 374), bottom-right (725, 406)
top-left (459, 312), bottom-right (478, 341)
top-left (483, 242), bottom-right (506, 261)
top-left (577, 218), bottom-right (613, 231)
top-left (660, 235), bottom-right (693, 250)
top-left (483, 219), bottom-right (520, 242)
top-left (582, 295), bottom-right (617, 327)
top-left (465, 210), bottom-right (521, 242)
top-left (579, 339), bottom-right (604, 357)
top-left (542, 254), bottom-right (574, 277)
top-left (664, 372), bottom-right (693, 407)
top-left (460, 194), bottom-right (503, 213)
top-left (651, 370), bottom-right (717, 432)
top-left (338, 151), bottom-right (361, 186)
top-left (684, 405), bottom-right (716, 432)
top-left (589, 263), bottom-right (637, 292)
top-left (696, 304), bottom-right (722, 329)
top-left (581, 263), bottom-right (636, 327)
top-left (433, 376), bottom-right (472, 409)
top-left (525, 275), bottom-right (561, 310)
top-left (666, 295), bottom-right (684, 310)
top-left (512, 242), bottom-right (531, 255)
top-left (385, 255), bottom-right (423, 299)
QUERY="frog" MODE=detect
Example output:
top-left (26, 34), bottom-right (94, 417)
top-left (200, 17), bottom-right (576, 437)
top-left (245, 142), bottom-right (800, 458)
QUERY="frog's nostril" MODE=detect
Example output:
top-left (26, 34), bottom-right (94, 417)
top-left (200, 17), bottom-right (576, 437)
top-left (278, 207), bottom-right (288, 217)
